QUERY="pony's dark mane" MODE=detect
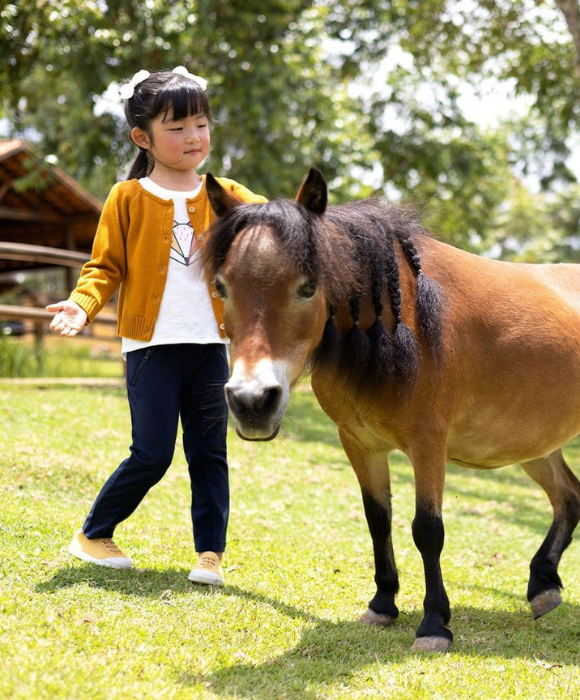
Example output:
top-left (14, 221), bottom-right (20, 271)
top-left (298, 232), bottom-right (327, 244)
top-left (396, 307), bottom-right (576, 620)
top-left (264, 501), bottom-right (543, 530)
top-left (204, 196), bottom-right (443, 387)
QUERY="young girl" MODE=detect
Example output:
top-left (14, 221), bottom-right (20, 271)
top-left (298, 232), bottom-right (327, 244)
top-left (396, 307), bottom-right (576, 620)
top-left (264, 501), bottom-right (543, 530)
top-left (47, 67), bottom-right (266, 585)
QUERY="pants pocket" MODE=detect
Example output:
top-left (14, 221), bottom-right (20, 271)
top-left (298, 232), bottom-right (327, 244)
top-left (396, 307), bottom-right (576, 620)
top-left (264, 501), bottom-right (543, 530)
top-left (130, 347), bottom-right (156, 386)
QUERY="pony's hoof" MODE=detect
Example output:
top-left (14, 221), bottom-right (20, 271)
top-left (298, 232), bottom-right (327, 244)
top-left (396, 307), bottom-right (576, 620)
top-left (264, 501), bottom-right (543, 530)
top-left (531, 588), bottom-right (562, 619)
top-left (359, 608), bottom-right (396, 627)
top-left (411, 636), bottom-right (451, 653)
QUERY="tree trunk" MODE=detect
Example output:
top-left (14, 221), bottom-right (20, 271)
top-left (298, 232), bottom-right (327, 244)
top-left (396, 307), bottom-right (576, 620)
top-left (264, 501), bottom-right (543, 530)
top-left (556, 0), bottom-right (580, 84)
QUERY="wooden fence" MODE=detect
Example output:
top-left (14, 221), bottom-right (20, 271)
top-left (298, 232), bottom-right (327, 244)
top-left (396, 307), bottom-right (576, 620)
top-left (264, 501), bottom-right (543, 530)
top-left (0, 241), bottom-right (117, 336)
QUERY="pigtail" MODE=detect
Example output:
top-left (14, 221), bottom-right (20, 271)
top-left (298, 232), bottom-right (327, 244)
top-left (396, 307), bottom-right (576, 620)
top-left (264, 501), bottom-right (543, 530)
top-left (366, 274), bottom-right (393, 382)
top-left (341, 293), bottom-right (370, 382)
top-left (310, 307), bottom-right (342, 375)
top-left (415, 272), bottom-right (443, 359)
top-left (126, 149), bottom-right (153, 180)
top-left (385, 242), bottom-right (419, 383)
top-left (396, 231), bottom-right (443, 359)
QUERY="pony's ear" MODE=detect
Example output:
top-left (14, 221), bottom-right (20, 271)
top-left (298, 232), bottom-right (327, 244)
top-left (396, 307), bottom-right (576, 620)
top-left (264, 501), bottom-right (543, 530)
top-left (296, 167), bottom-right (328, 215)
top-left (206, 172), bottom-right (241, 216)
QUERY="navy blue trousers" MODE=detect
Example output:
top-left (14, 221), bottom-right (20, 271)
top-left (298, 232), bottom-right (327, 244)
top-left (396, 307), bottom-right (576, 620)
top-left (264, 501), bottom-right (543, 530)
top-left (83, 343), bottom-right (229, 553)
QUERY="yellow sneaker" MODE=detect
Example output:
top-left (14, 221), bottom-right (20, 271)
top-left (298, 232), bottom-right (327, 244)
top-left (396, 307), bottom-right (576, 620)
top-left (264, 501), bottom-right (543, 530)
top-left (68, 530), bottom-right (133, 569)
top-left (188, 551), bottom-right (224, 586)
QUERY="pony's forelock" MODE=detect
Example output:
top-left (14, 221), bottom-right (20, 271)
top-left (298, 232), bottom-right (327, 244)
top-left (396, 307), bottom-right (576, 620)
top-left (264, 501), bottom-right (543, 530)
top-left (204, 199), bottom-right (358, 303)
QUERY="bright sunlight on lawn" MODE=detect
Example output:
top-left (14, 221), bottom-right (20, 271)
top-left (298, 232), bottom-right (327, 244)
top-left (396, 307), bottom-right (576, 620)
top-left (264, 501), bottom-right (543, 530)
top-left (2, 384), bottom-right (580, 698)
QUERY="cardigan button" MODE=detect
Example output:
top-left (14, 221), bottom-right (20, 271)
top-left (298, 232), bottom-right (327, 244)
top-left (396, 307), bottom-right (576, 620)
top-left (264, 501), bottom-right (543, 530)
top-left (188, 206), bottom-right (195, 213)
top-left (211, 291), bottom-right (219, 298)
top-left (219, 323), bottom-right (225, 330)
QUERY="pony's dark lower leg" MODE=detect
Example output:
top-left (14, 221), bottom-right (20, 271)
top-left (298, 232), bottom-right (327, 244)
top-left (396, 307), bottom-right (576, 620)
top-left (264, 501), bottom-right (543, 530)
top-left (521, 449), bottom-right (580, 619)
top-left (411, 444), bottom-right (452, 652)
top-left (360, 491), bottom-right (400, 625)
top-left (339, 430), bottom-right (399, 626)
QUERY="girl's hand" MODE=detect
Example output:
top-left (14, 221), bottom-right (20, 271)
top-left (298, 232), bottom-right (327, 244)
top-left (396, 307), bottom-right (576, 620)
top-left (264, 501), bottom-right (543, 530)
top-left (46, 300), bottom-right (88, 337)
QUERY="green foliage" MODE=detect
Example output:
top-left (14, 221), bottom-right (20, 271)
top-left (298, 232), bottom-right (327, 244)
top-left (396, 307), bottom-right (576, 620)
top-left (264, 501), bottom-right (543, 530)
top-left (0, 337), bottom-right (123, 378)
top-left (2, 385), bottom-right (580, 697)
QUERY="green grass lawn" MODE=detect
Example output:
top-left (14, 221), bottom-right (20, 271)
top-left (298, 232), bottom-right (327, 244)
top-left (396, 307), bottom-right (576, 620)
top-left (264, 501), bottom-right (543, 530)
top-left (2, 383), bottom-right (580, 698)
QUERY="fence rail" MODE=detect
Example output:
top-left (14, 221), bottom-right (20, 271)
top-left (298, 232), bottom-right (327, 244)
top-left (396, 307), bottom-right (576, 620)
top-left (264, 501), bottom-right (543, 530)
top-left (0, 242), bottom-right (90, 268)
top-left (0, 304), bottom-right (117, 325)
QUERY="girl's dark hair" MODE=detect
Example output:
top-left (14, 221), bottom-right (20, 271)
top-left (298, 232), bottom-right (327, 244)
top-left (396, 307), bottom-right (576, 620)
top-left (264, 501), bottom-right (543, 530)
top-left (124, 70), bottom-right (212, 180)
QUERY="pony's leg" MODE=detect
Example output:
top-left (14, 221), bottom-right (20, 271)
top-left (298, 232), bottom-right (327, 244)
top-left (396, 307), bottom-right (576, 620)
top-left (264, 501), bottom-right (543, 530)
top-left (338, 429), bottom-right (399, 627)
top-left (520, 449), bottom-right (580, 619)
top-left (409, 440), bottom-right (452, 652)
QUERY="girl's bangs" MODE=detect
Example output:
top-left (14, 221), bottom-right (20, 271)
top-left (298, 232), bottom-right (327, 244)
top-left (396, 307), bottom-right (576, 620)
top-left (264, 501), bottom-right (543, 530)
top-left (155, 84), bottom-right (210, 121)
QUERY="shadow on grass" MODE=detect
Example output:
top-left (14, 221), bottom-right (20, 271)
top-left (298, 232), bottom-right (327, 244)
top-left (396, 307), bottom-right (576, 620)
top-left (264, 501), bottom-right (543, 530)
top-left (37, 564), bottom-right (213, 597)
top-left (37, 566), bottom-right (580, 697)
top-left (177, 599), bottom-right (580, 698)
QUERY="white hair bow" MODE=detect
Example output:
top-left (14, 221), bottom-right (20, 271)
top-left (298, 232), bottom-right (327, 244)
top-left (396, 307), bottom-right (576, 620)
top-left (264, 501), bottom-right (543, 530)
top-left (119, 69), bottom-right (151, 100)
top-left (172, 66), bottom-right (208, 91)
top-left (119, 67), bottom-right (207, 101)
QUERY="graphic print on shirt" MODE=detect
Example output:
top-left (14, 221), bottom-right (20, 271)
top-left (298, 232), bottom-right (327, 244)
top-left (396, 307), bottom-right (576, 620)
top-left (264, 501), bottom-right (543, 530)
top-left (170, 220), bottom-right (197, 266)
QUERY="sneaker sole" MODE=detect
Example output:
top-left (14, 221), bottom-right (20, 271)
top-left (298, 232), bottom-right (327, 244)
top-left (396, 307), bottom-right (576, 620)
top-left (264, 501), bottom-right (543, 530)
top-left (188, 571), bottom-right (224, 586)
top-left (68, 544), bottom-right (133, 570)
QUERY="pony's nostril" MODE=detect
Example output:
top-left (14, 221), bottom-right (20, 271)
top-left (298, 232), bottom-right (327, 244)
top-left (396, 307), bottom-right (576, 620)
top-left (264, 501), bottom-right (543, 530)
top-left (226, 384), bottom-right (282, 417)
top-left (257, 386), bottom-right (282, 415)
top-left (225, 385), bottom-right (244, 415)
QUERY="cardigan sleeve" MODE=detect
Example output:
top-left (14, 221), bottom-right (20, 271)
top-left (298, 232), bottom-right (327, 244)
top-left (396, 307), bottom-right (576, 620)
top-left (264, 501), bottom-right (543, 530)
top-left (219, 178), bottom-right (268, 204)
top-left (69, 183), bottom-right (129, 323)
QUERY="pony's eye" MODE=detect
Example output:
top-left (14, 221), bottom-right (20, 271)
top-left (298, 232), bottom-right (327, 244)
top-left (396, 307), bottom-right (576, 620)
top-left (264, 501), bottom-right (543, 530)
top-left (214, 278), bottom-right (227, 299)
top-left (298, 281), bottom-right (316, 299)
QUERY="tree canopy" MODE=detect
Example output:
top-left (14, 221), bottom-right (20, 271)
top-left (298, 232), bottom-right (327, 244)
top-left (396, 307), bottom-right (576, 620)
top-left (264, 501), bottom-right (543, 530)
top-left (2, 0), bottom-right (580, 259)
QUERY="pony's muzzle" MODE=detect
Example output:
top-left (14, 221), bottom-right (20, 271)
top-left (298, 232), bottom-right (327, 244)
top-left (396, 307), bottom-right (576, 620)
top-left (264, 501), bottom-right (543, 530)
top-left (225, 382), bottom-right (283, 440)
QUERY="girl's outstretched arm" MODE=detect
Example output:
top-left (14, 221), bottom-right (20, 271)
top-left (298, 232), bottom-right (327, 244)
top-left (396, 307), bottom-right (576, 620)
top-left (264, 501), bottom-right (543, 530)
top-left (46, 300), bottom-right (88, 337)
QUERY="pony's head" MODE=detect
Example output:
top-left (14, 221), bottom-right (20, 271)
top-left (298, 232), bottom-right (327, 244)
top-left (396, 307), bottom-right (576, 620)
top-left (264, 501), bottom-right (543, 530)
top-left (204, 168), bottom-right (357, 440)
top-left (204, 168), bottom-right (443, 441)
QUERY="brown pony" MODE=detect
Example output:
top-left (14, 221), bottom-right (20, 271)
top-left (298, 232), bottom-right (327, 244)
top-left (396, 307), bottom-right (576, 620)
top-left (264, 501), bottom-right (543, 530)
top-left (203, 167), bottom-right (580, 652)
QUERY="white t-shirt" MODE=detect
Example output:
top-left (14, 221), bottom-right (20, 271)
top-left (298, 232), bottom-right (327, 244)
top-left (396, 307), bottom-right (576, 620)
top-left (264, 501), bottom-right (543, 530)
top-left (121, 177), bottom-right (224, 354)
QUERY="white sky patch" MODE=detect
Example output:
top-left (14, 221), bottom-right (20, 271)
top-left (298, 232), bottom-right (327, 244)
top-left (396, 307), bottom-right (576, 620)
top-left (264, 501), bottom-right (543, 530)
top-left (93, 81), bottom-right (125, 119)
top-left (456, 78), bottom-right (535, 129)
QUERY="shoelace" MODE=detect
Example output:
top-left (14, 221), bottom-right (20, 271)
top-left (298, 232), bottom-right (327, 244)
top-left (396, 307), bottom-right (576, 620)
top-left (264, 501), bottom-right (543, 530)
top-left (198, 556), bottom-right (219, 570)
top-left (102, 539), bottom-right (122, 554)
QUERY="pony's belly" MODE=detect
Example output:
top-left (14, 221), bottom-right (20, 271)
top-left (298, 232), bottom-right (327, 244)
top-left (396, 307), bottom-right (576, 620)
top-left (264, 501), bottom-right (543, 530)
top-left (446, 423), bottom-right (580, 469)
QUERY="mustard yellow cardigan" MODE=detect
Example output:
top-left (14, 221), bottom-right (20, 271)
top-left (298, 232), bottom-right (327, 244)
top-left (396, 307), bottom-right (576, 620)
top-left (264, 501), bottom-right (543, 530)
top-left (70, 176), bottom-right (266, 341)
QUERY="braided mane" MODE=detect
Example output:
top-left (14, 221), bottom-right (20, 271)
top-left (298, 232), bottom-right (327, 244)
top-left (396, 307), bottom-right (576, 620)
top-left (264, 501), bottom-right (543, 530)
top-left (204, 196), bottom-right (443, 388)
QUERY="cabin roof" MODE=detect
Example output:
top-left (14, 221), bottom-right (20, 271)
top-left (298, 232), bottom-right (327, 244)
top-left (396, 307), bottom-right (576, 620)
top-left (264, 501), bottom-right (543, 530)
top-left (0, 138), bottom-right (103, 275)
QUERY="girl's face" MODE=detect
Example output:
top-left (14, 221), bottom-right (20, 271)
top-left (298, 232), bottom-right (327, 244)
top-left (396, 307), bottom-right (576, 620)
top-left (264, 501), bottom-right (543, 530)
top-left (136, 107), bottom-right (211, 174)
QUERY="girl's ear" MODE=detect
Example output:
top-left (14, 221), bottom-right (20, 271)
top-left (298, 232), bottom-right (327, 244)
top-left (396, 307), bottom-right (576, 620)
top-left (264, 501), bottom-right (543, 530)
top-left (131, 127), bottom-right (150, 150)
